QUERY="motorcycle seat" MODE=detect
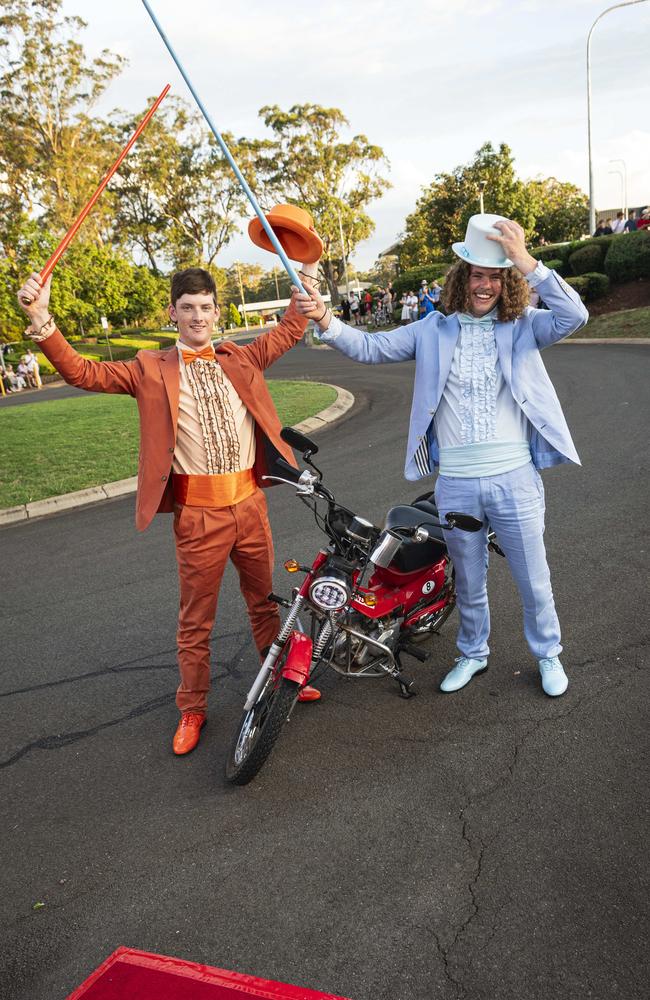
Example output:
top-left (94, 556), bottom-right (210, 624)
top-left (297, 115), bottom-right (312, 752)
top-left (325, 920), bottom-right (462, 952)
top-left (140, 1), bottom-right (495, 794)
top-left (383, 505), bottom-right (447, 573)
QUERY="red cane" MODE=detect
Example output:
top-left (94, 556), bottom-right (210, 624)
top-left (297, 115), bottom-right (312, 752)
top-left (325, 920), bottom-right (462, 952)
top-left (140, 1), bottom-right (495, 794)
top-left (21, 83), bottom-right (170, 303)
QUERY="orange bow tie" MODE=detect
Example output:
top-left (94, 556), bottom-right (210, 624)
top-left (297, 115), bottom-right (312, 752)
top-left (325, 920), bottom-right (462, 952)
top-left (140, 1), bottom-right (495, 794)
top-left (181, 345), bottom-right (215, 365)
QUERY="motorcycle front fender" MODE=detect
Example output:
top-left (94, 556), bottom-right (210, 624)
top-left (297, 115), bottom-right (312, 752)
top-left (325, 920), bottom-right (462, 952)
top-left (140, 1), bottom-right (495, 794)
top-left (281, 631), bottom-right (313, 686)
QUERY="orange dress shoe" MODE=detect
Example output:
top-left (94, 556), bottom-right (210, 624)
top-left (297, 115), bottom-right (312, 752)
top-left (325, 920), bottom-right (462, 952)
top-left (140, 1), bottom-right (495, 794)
top-left (297, 685), bottom-right (321, 702)
top-left (172, 711), bottom-right (207, 755)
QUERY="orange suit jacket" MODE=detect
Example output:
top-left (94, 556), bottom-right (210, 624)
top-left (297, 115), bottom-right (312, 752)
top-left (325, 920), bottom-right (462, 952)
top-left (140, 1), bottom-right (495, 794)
top-left (39, 304), bottom-right (309, 530)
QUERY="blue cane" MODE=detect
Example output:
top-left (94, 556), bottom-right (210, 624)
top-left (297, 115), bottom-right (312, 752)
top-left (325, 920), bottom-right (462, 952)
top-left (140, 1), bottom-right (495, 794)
top-left (141, 0), bottom-right (306, 294)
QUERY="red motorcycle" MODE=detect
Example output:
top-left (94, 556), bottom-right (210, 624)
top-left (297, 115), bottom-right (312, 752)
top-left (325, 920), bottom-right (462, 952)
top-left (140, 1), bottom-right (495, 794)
top-left (225, 427), bottom-right (492, 785)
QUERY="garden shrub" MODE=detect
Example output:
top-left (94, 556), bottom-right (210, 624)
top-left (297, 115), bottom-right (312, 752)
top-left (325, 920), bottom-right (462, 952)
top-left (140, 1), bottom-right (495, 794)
top-left (569, 242), bottom-right (607, 275)
top-left (604, 229), bottom-right (650, 282)
top-left (543, 259), bottom-right (565, 275)
top-left (565, 272), bottom-right (609, 301)
top-left (565, 276), bottom-right (588, 300)
top-left (392, 265), bottom-right (451, 299)
top-left (532, 242), bottom-right (574, 265)
top-left (582, 272), bottom-right (610, 300)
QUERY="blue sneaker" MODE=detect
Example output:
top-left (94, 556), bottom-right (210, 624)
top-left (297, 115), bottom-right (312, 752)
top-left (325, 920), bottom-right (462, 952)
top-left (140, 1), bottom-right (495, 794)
top-left (440, 656), bottom-right (488, 693)
top-left (538, 656), bottom-right (568, 697)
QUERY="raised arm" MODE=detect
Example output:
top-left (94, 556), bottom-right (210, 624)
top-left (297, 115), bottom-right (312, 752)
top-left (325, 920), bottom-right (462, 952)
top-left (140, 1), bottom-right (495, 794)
top-left (238, 261), bottom-right (318, 370)
top-left (487, 220), bottom-right (589, 349)
top-left (16, 272), bottom-right (139, 395)
top-left (293, 281), bottom-right (416, 364)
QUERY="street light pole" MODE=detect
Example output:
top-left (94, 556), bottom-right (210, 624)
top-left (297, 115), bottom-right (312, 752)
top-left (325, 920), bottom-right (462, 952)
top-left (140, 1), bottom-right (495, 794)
top-left (609, 158), bottom-right (628, 216)
top-left (587, 0), bottom-right (649, 235)
top-left (337, 207), bottom-right (351, 297)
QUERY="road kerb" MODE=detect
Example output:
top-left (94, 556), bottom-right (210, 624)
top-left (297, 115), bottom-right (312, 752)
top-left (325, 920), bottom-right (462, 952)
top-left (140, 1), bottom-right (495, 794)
top-left (1, 383), bottom-right (355, 527)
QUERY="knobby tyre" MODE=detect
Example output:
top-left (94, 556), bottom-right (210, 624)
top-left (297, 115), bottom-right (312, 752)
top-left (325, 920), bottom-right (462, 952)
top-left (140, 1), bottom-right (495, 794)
top-left (225, 674), bottom-right (299, 785)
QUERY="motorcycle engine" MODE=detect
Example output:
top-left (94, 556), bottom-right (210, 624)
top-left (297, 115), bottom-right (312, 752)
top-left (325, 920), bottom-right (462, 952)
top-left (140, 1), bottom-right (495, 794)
top-left (332, 612), bottom-right (401, 669)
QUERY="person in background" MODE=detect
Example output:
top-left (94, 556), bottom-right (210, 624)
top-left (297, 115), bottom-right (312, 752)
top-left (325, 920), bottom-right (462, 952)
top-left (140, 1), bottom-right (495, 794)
top-left (409, 290), bottom-right (419, 323)
top-left (4, 364), bottom-right (26, 391)
top-left (23, 348), bottom-right (42, 388)
top-left (610, 212), bottom-right (625, 234)
top-left (349, 290), bottom-right (361, 325)
top-left (341, 296), bottom-right (351, 322)
top-left (593, 219), bottom-right (612, 237)
top-left (430, 279), bottom-right (442, 311)
top-left (418, 280), bottom-right (436, 318)
top-left (623, 211), bottom-right (637, 233)
top-left (400, 292), bottom-right (412, 325)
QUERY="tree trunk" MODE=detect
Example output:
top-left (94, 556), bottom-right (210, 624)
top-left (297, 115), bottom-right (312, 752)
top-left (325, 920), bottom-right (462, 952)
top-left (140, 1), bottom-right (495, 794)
top-left (321, 259), bottom-right (341, 306)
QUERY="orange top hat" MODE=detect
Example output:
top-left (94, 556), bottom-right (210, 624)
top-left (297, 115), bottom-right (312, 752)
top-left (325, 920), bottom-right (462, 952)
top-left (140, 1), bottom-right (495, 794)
top-left (248, 203), bottom-right (323, 264)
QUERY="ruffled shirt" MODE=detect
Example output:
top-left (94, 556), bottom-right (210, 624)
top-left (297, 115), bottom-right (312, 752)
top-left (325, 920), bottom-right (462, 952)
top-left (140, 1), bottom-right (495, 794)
top-left (434, 309), bottom-right (531, 476)
top-left (172, 342), bottom-right (256, 476)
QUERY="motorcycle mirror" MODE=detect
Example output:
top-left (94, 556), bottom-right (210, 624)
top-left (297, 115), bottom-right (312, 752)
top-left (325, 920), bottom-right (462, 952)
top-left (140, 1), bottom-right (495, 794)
top-left (445, 511), bottom-right (484, 533)
top-left (281, 426), bottom-right (319, 457)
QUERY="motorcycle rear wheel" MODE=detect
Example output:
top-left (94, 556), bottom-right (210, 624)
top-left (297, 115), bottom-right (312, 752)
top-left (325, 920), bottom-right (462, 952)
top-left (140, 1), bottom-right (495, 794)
top-left (225, 669), bottom-right (299, 786)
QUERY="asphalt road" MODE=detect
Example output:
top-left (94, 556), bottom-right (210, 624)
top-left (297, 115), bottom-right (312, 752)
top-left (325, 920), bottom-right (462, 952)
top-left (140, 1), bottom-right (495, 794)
top-left (1, 342), bottom-right (648, 1000)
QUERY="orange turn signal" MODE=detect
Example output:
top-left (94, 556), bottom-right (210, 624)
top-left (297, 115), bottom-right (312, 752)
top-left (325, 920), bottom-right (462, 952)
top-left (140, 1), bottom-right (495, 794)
top-left (359, 593), bottom-right (377, 607)
top-left (284, 559), bottom-right (300, 573)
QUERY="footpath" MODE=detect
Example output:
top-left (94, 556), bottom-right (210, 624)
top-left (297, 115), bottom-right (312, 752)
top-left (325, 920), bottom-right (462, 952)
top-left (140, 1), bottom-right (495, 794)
top-left (0, 383), bottom-right (354, 528)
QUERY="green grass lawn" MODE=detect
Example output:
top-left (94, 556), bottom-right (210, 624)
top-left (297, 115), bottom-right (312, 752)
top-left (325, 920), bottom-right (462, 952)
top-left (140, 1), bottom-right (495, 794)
top-left (1, 380), bottom-right (337, 508)
top-left (580, 306), bottom-right (650, 338)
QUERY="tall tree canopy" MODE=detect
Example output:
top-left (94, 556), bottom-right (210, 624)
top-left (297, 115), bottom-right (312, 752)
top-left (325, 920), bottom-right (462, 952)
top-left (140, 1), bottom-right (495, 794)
top-left (110, 100), bottom-right (260, 273)
top-left (0, 0), bottom-right (124, 238)
top-left (255, 103), bottom-right (391, 301)
top-left (399, 142), bottom-right (589, 267)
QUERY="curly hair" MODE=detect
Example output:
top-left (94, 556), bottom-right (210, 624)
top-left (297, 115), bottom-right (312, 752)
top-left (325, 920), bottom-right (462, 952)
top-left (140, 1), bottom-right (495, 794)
top-left (440, 261), bottom-right (530, 322)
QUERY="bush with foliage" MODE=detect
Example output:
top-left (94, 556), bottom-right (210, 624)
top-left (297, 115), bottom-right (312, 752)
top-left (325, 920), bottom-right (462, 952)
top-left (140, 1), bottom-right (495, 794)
top-left (565, 272), bottom-right (609, 301)
top-left (604, 229), bottom-right (650, 283)
top-left (392, 265), bottom-right (450, 299)
top-left (543, 259), bottom-right (566, 275)
top-left (569, 242), bottom-right (607, 276)
top-left (532, 242), bottom-right (575, 265)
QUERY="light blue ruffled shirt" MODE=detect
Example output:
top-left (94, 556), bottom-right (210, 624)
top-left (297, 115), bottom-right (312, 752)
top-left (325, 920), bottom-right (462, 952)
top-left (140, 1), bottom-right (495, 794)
top-left (435, 308), bottom-right (531, 477)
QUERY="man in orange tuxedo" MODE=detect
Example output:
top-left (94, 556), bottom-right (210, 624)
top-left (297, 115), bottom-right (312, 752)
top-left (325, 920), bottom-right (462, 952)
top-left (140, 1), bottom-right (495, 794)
top-left (17, 264), bottom-right (320, 754)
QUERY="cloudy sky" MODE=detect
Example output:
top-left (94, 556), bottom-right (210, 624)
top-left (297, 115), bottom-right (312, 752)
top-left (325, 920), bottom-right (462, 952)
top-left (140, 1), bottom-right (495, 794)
top-left (65, 0), bottom-right (650, 269)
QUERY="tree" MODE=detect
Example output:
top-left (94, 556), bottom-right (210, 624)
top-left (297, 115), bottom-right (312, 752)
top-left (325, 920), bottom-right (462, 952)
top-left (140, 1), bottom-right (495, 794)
top-left (0, 0), bottom-right (125, 238)
top-left (226, 303), bottom-right (242, 329)
top-left (111, 99), bottom-right (260, 272)
top-left (527, 178), bottom-right (589, 245)
top-left (254, 103), bottom-right (391, 303)
top-left (399, 143), bottom-right (591, 266)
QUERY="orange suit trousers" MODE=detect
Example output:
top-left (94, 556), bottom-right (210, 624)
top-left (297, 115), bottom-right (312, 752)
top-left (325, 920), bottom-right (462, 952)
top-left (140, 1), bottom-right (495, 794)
top-left (173, 488), bottom-right (281, 713)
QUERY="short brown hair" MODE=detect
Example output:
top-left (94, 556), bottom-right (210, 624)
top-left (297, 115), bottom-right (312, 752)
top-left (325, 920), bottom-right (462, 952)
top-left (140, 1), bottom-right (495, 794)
top-left (440, 260), bottom-right (530, 322)
top-left (170, 267), bottom-right (218, 306)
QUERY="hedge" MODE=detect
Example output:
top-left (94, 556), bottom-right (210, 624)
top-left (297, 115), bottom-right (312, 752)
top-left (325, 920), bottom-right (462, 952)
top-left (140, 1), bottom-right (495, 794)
top-left (532, 242), bottom-right (575, 265)
top-left (543, 259), bottom-right (565, 274)
top-left (569, 242), bottom-right (607, 276)
top-left (393, 264), bottom-right (451, 298)
top-left (604, 229), bottom-right (650, 282)
top-left (565, 272), bottom-right (610, 301)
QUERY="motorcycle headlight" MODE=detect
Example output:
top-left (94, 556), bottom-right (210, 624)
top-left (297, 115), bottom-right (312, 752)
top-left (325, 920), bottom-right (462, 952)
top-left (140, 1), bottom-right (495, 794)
top-left (309, 573), bottom-right (351, 611)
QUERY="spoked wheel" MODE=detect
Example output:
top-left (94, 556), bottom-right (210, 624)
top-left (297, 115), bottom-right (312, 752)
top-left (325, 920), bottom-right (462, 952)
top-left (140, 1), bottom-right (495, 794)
top-left (225, 650), bottom-right (299, 785)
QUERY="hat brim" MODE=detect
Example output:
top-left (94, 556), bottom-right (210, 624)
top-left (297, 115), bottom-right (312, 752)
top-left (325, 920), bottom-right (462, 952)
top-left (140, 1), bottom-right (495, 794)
top-left (451, 242), bottom-right (513, 268)
top-left (248, 215), bottom-right (323, 264)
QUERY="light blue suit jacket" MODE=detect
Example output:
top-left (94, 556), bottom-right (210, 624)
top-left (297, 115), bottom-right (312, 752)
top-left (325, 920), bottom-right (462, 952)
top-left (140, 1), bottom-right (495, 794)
top-left (319, 270), bottom-right (589, 480)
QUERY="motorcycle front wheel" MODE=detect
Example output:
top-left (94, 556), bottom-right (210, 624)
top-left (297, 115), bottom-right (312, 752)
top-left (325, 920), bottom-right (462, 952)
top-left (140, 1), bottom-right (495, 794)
top-left (225, 659), bottom-right (299, 785)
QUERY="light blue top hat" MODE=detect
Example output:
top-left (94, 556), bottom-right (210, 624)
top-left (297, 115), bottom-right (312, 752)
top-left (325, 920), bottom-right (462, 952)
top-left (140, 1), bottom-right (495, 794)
top-left (452, 213), bottom-right (513, 268)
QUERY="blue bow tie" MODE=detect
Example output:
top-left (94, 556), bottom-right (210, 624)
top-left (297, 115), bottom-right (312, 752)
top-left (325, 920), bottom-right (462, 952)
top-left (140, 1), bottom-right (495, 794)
top-left (457, 311), bottom-right (497, 330)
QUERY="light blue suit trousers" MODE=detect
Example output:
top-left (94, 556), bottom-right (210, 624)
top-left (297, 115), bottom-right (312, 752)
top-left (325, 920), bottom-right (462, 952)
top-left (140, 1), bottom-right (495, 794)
top-left (434, 462), bottom-right (562, 660)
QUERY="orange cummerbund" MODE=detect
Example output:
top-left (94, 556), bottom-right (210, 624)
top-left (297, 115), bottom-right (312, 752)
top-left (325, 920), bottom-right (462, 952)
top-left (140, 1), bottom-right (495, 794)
top-left (173, 469), bottom-right (257, 508)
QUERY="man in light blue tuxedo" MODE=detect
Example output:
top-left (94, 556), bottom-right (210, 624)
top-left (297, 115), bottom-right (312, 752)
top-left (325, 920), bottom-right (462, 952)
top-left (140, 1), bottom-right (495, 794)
top-left (294, 214), bottom-right (588, 698)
